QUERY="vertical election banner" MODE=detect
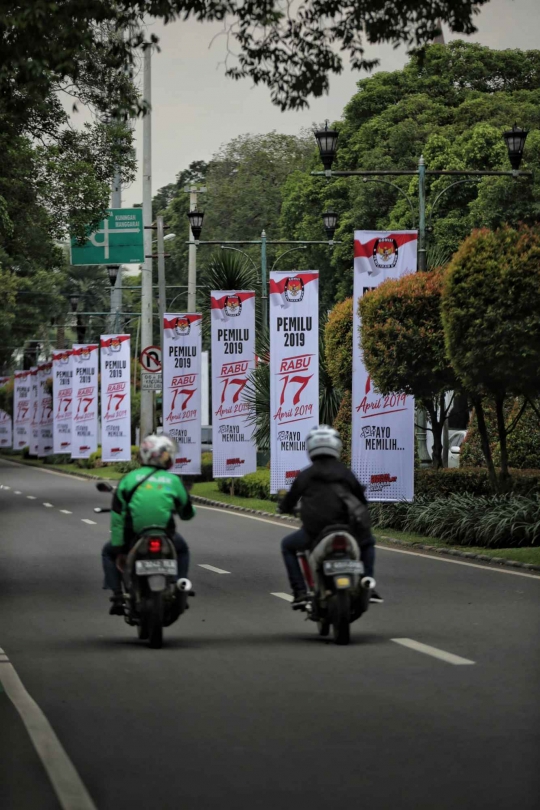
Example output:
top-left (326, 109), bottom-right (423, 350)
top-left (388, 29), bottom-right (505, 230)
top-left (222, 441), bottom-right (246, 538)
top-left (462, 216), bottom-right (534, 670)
top-left (269, 271), bottom-right (319, 494)
top-left (101, 335), bottom-right (131, 462)
top-left (71, 344), bottom-right (99, 459)
top-left (14, 371), bottom-right (31, 449)
top-left (211, 291), bottom-right (257, 477)
top-left (37, 362), bottom-right (53, 457)
top-left (352, 231), bottom-right (417, 502)
top-left (52, 350), bottom-right (73, 454)
top-left (30, 367), bottom-right (40, 456)
top-left (0, 376), bottom-right (12, 449)
top-left (163, 314), bottom-right (202, 475)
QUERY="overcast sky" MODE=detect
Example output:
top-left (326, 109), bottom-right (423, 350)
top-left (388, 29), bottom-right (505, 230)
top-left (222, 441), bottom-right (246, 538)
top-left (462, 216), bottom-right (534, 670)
top-left (115, 0), bottom-right (539, 206)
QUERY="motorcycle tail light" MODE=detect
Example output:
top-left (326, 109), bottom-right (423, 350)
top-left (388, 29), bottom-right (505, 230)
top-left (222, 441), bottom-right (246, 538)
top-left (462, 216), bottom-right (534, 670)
top-left (332, 534), bottom-right (348, 552)
top-left (148, 538), bottom-right (162, 553)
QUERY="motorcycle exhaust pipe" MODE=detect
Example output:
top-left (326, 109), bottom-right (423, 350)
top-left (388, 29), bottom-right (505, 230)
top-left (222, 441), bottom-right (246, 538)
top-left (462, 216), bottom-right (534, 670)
top-left (176, 578), bottom-right (193, 592)
top-left (361, 576), bottom-right (376, 591)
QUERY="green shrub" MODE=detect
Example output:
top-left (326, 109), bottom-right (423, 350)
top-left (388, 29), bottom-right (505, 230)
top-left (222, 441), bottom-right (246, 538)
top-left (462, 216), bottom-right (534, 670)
top-left (333, 389), bottom-right (352, 465)
top-left (115, 460), bottom-right (140, 474)
top-left (43, 453), bottom-right (71, 465)
top-left (415, 467), bottom-right (540, 498)
top-left (217, 469), bottom-right (275, 500)
top-left (372, 494), bottom-right (540, 548)
top-left (325, 298), bottom-right (353, 390)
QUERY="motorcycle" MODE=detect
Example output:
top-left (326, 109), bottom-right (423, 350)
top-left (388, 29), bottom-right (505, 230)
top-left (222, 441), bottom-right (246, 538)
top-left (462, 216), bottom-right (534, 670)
top-left (95, 481), bottom-right (193, 649)
top-left (295, 526), bottom-right (376, 645)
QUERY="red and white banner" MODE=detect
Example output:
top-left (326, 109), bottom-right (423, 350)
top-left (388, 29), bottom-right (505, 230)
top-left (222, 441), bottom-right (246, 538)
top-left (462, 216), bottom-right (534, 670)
top-left (163, 314), bottom-right (202, 475)
top-left (14, 371), bottom-right (32, 449)
top-left (0, 376), bottom-right (12, 449)
top-left (37, 362), bottom-right (53, 457)
top-left (71, 344), bottom-right (99, 459)
top-left (211, 291), bottom-right (257, 478)
top-left (30, 367), bottom-right (39, 455)
top-left (352, 231), bottom-right (417, 501)
top-left (52, 350), bottom-right (73, 454)
top-left (269, 271), bottom-right (319, 494)
top-left (101, 335), bottom-right (131, 462)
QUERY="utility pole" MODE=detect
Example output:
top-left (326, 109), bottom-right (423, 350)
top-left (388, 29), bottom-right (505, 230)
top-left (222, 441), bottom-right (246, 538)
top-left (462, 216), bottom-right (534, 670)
top-left (184, 185), bottom-right (206, 312)
top-left (260, 230), bottom-right (268, 330)
top-left (140, 47), bottom-right (153, 438)
top-left (156, 215), bottom-right (167, 348)
top-left (109, 169), bottom-right (123, 331)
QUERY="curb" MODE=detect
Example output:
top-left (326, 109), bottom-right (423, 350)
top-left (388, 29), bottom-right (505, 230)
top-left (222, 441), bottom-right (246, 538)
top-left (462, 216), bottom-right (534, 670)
top-left (190, 494), bottom-right (540, 574)
top-left (4, 456), bottom-right (539, 575)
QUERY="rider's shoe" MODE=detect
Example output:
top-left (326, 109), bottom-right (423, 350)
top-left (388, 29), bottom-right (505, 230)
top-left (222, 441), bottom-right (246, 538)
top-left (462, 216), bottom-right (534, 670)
top-left (291, 590), bottom-right (309, 609)
top-left (109, 594), bottom-right (124, 616)
top-left (369, 590), bottom-right (384, 604)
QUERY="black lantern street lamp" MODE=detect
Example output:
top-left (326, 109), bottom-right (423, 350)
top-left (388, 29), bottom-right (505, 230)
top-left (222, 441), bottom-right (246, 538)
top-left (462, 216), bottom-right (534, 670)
top-left (314, 121), bottom-right (339, 172)
top-left (503, 124), bottom-right (529, 171)
top-left (187, 209), bottom-right (205, 241)
top-left (106, 265), bottom-right (120, 287)
top-left (69, 293), bottom-right (80, 313)
top-left (322, 211), bottom-right (338, 241)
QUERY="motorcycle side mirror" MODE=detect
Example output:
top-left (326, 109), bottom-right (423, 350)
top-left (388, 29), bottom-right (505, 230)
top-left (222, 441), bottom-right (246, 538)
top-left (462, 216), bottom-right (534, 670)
top-left (96, 481), bottom-right (114, 493)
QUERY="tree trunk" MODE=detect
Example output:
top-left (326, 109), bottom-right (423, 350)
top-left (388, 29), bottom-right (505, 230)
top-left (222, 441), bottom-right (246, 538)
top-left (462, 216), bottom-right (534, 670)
top-left (473, 398), bottom-right (498, 493)
top-left (56, 324), bottom-right (65, 350)
top-left (76, 316), bottom-right (86, 345)
top-left (495, 396), bottom-right (510, 488)
top-left (426, 400), bottom-right (443, 469)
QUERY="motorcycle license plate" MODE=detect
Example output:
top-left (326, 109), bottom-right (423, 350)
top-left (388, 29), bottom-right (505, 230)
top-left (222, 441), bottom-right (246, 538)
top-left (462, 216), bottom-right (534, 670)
top-left (135, 560), bottom-right (178, 576)
top-left (323, 560), bottom-right (364, 575)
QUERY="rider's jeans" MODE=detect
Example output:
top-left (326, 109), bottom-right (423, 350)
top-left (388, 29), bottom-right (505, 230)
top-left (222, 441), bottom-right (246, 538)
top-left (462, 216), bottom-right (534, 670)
top-left (281, 528), bottom-right (375, 594)
top-left (102, 533), bottom-right (190, 593)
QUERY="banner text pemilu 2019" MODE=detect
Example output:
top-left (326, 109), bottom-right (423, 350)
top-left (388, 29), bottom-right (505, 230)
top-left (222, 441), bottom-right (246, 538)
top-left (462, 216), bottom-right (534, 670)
top-left (352, 231), bottom-right (417, 502)
top-left (211, 291), bottom-right (257, 478)
top-left (163, 314), bottom-right (202, 475)
top-left (101, 335), bottom-right (131, 462)
top-left (269, 271), bottom-right (319, 494)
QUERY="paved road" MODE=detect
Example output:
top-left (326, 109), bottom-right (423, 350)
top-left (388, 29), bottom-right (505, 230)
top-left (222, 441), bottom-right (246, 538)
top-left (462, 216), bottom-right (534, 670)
top-left (1, 457), bottom-right (539, 809)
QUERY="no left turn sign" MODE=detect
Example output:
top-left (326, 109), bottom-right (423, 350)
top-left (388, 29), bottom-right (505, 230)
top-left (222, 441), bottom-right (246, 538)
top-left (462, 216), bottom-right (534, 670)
top-left (140, 345), bottom-right (162, 372)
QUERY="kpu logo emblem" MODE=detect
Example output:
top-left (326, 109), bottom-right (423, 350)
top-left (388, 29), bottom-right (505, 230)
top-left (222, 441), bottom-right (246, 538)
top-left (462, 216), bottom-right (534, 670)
top-left (59, 352), bottom-right (71, 364)
top-left (110, 337), bottom-right (121, 352)
top-left (173, 317), bottom-right (191, 337)
top-left (75, 347), bottom-right (91, 363)
top-left (224, 295), bottom-right (242, 317)
top-left (373, 238), bottom-right (398, 270)
top-left (284, 276), bottom-right (304, 303)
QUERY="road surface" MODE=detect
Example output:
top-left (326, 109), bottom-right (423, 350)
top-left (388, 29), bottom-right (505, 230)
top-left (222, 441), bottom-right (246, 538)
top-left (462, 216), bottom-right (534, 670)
top-left (1, 457), bottom-right (539, 809)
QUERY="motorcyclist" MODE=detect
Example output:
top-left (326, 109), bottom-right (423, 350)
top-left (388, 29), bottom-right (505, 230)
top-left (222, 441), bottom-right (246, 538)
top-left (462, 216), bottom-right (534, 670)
top-left (101, 434), bottom-right (195, 615)
top-left (278, 425), bottom-right (383, 606)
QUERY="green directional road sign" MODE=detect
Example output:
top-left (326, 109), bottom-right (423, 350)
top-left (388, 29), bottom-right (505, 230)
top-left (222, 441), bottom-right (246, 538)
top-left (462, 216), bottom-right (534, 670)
top-left (70, 208), bottom-right (144, 265)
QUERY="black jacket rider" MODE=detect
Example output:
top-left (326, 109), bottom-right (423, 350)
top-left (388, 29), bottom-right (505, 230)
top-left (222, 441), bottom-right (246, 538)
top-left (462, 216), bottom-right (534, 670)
top-left (279, 456), bottom-right (369, 543)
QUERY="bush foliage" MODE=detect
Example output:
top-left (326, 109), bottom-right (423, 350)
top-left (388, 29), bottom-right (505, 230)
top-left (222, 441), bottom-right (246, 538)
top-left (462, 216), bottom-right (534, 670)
top-left (325, 298), bottom-right (353, 391)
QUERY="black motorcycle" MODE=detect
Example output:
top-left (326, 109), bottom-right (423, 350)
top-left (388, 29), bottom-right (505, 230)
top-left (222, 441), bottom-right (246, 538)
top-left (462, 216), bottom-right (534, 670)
top-left (95, 482), bottom-right (193, 648)
top-left (296, 526), bottom-right (375, 645)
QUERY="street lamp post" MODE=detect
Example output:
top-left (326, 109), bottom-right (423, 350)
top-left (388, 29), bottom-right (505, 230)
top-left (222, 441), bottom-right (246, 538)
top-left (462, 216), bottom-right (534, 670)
top-left (312, 121), bottom-right (532, 271)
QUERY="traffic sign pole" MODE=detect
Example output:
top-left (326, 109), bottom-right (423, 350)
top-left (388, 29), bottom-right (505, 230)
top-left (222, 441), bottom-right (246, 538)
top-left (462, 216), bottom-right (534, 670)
top-left (157, 216), bottom-right (166, 351)
top-left (140, 46), bottom-right (153, 440)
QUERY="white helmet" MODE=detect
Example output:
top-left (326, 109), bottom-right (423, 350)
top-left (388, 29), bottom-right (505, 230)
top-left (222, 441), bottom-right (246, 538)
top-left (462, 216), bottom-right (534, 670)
top-left (139, 434), bottom-right (177, 469)
top-left (306, 425), bottom-right (342, 460)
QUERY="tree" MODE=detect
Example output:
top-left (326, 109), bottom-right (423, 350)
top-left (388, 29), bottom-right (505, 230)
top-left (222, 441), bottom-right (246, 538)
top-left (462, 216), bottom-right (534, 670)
top-left (359, 269), bottom-right (457, 468)
top-left (280, 41), bottom-right (540, 304)
top-left (1, 2), bottom-right (491, 114)
top-left (442, 225), bottom-right (540, 487)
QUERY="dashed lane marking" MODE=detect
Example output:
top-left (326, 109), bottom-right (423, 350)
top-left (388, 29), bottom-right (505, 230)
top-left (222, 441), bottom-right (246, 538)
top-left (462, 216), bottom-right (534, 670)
top-left (14, 490), bottom-right (22, 495)
top-left (198, 564), bottom-right (231, 574)
top-left (81, 519), bottom-right (96, 525)
top-left (271, 592), bottom-right (294, 602)
top-left (0, 648), bottom-right (98, 809)
top-left (60, 510), bottom-right (72, 515)
top-left (43, 502), bottom-right (54, 508)
top-left (391, 638), bottom-right (475, 666)
top-left (26, 495), bottom-right (36, 500)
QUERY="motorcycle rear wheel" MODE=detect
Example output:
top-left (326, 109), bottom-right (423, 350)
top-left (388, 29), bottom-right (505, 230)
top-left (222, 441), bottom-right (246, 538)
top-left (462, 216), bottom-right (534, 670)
top-left (332, 590), bottom-right (350, 645)
top-left (317, 616), bottom-right (330, 637)
top-left (148, 593), bottom-right (164, 649)
top-left (137, 616), bottom-right (149, 640)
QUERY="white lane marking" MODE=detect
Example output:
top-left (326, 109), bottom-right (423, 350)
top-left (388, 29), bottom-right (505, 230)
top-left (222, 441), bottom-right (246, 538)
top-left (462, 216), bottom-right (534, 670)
top-left (0, 457), bottom-right (89, 481)
top-left (14, 490), bottom-right (22, 495)
top-left (0, 655), bottom-right (97, 809)
top-left (198, 563), bottom-right (231, 574)
top-left (196, 505), bottom-right (540, 581)
top-left (392, 638), bottom-right (475, 666)
top-left (1, 485), bottom-right (11, 490)
top-left (27, 495), bottom-right (37, 500)
top-left (43, 502), bottom-right (54, 508)
top-left (60, 510), bottom-right (72, 515)
top-left (271, 592), bottom-right (294, 602)
top-left (81, 518), bottom-right (96, 525)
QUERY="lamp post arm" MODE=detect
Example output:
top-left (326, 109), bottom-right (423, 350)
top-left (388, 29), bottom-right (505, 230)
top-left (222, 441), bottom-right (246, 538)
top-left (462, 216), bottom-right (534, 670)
top-left (428, 178), bottom-right (481, 231)
top-left (361, 178), bottom-right (416, 225)
top-left (220, 246), bottom-right (260, 279)
top-left (271, 245), bottom-right (307, 272)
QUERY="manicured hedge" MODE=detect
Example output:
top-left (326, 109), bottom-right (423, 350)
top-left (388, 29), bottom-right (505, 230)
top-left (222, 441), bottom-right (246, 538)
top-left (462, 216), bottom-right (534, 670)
top-left (415, 468), bottom-right (540, 498)
top-left (217, 470), bottom-right (276, 500)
